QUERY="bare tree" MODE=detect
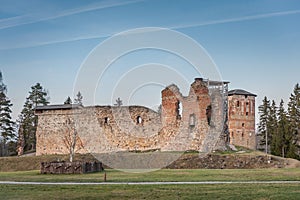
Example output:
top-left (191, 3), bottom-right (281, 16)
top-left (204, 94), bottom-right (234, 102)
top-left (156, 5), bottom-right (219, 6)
top-left (62, 118), bottom-right (83, 162)
top-left (74, 91), bottom-right (83, 105)
top-left (114, 97), bottom-right (123, 107)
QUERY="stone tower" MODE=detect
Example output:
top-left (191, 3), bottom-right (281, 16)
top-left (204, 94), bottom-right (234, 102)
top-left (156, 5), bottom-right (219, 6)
top-left (228, 89), bottom-right (256, 149)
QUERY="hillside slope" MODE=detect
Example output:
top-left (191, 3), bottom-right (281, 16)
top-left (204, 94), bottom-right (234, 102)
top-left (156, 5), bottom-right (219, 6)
top-left (0, 151), bottom-right (299, 172)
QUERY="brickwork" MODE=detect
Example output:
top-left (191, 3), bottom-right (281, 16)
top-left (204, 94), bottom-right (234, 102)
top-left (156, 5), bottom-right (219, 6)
top-left (228, 93), bottom-right (256, 149)
top-left (35, 78), bottom-right (257, 156)
top-left (160, 78), bottom-right (213, 151)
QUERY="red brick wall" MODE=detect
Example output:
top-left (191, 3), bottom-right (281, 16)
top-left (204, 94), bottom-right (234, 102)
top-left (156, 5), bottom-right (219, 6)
top-left (228, 95), bottom-right (256, 149)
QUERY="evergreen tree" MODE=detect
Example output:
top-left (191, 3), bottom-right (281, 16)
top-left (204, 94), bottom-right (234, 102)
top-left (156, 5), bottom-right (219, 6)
top-left (269, 100), bottom-right (279, 155)
top-left (287, 83), bottom-right (300, 158)
top-left (0, 92), bottom-right (15, 140)
top-left (17, 83), bottom-right (49, 154)
top-left (252, 84), bottom-right (300, 159)
top-left (273, 100), bottom-right (287, 157)
top-left (0, 71), bottom-right (15, 156)
top-left (257, 96), bottom-right (270, 152)
top-left (74, 91), bottom-right (83, 105)
top-left (64, 96), bottom-right (72, 104)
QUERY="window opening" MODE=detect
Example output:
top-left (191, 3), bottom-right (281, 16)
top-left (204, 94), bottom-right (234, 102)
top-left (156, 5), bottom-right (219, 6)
top-left (104, 117), bottom-right (110, 124)
top-left (189, 114), bottom-right (195, 127)
top-left (206, 105), bottom-right (212, 125)
top-left (177, 101), bottom-right (183, 119)
top-left (137, 116), bottom-right (142, 124)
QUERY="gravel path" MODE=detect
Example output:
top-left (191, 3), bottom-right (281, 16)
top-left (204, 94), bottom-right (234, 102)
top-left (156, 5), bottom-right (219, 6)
top-left (1, 181), bottom-right (300, 185)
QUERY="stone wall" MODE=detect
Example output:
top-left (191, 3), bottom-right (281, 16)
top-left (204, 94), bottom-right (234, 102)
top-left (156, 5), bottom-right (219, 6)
top-left (160, 78), bottom-right (225, 152)
top-left (36, 78), bottom-right (239, 156)
top-left (36, 106), bottom-right (162, 155)
top-left (40, 161), bottom-right (103, 174)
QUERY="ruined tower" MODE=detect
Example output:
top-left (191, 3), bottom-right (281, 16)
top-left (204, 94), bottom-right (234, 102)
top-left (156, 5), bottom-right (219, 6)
top-left (35, 78), bottom-right (258, 156)
top-left (228, 89), bottom-right (256, 149)
top-left (161, 78), bottom-right (228, 151)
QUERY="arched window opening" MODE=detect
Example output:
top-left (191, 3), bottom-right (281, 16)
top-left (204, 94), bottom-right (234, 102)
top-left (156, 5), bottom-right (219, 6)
top-left (137, 116), bottom-right (142, 124)
top-left (206, 105), bottom-right (212, 126)
top-left (242, 123), bottom-right (245, 127)
top-left (177, 101), bottom-right (183, 120)
top-left (189, 114), bottom-right (195, 127)
top-left (237, 100), bottom-right (240, 107)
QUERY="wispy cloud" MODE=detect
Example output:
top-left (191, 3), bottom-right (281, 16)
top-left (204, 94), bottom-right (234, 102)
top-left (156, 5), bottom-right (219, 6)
top-left (171, 9), bottom-right (300, 29)
top-left (0, 34), bottom-right (111, 51)
top-left (1, 9), bottom-right (300, 51)
top-left (0, 0), bottom-right (144, 30)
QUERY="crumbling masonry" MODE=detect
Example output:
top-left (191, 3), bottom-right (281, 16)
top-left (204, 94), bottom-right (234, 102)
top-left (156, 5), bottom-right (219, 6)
top-left (35, 78), bottom-right (256, 155)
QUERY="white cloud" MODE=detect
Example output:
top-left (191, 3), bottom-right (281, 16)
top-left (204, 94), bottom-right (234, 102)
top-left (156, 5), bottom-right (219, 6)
top-left (0, 0), bottom-right (145, 30)
top-left (0, 34), bottom-right (111, 50)
top-left (1, 8), bottom-right (300, 50)
top-left (171, 9), bottom-right (300, 29)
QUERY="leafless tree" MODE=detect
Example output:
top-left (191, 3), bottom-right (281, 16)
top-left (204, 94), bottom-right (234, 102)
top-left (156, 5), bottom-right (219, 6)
top-left (62, 118), bottom-right (83, 162)
top-left (114, 97), bottom-right (123, 107)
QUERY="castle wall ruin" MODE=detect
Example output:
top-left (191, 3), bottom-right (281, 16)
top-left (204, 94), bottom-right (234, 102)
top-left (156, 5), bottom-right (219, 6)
top-left (35, 78), bottom-right (255, 156)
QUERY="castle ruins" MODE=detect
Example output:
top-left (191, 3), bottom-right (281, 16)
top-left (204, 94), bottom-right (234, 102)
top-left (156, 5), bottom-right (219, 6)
top-left (35, 78), bottom-right (256, 156)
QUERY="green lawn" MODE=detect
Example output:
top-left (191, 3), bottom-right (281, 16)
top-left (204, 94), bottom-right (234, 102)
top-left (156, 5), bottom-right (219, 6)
top-left (0, 169), bottom-right (299, 199)
top-left (1, 183), bottom-right (299, 200)
top-left (0, 168), bottom-right (299, 182)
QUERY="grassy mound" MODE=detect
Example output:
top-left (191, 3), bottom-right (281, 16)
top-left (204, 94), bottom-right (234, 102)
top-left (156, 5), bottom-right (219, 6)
top-left (0, 154), bottom-right (97, 172)
top-left (0, 150), bottom-right (299, 172)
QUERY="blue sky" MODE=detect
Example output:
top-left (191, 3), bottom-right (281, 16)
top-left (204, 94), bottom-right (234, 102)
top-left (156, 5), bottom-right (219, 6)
top-left (0, 0), bottom-right (300, 121)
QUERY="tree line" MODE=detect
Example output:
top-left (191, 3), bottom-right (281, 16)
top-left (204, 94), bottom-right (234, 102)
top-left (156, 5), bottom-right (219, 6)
top-left (257, 83), bottom-right (300, 159)
top-left (1, 69), bottom-right (298, 159)
top-left (0, 70), bottom-right (83, 156)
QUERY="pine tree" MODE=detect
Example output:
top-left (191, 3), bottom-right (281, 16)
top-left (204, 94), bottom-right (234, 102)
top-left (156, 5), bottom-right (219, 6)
top-left (74, 91), bottom-right (83, 105)
top-left (0, 92), bottom-right (15, 140)
top-left (257, 84), bottom-right (300, 159)
top-left (277, 100), bottom-right (291, 158)
top-left (287, 83), bottom-right (300, 158)
top-left (0, 71), bottom-right (15, 156)
top-left (258, 96), bottom-right (270, 152)
top-left (64, 96), bottom-right (72, 104)
top-left (17, 83), bottom-right (49, 155)
top-left (269, 100), bottom-right (279, 155)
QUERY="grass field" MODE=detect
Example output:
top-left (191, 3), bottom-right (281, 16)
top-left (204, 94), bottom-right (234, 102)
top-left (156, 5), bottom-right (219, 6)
top-left (1, 152), bottom-right (299, 199)
top-left (0, 168), bottom-right (300, 199)
top-left (1, 183), bottom-right (300, 200)
top-left (0, 168), bottom-right (300, 182)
